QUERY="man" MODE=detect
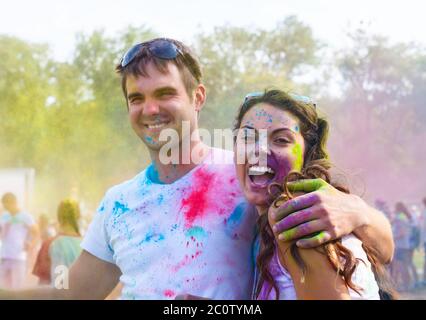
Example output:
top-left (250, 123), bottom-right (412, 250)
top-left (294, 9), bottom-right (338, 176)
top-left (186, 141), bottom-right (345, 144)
top-left (0, 38), bottom-right (393, 299)
top-left (0, 193), bottom-right (38, 289)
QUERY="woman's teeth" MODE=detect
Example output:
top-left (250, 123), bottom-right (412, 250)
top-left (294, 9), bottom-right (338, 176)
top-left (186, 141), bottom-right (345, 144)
top-left (248, 166), bottom-right (275, 176)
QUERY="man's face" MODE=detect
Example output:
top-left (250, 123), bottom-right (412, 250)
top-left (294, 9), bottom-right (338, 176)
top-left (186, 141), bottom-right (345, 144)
top-left (2, 197), bottom-right (17, 212)
top-left (125, 62), bottom-right (201, 151)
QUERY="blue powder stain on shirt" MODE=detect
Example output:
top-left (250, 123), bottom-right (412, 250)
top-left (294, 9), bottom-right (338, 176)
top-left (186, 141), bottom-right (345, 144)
top-left (157, 194), bottom-right (164, 205)
top-left (225, 202), bottom-right (246, 237)
top-left (139, 231), bottom-right (165, 245)
top-left (112, 201), bottom-right (130, 216)
top-left (185, 226), bottom-right (208, 239)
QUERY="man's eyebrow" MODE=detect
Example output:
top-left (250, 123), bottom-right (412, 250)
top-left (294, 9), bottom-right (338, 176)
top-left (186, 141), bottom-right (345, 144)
top-left (127, 92), bottom-right (144, 101)
top-left (153, 87), bottom-right (178, 96)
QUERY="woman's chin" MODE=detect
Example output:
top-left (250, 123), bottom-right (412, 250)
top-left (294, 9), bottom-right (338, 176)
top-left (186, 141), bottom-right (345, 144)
top-left (244, 192), bottom-right (270, 211)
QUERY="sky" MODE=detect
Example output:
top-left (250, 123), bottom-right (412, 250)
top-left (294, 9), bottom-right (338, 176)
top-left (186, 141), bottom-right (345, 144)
top-left (0, 0), bottom-right (424, 61)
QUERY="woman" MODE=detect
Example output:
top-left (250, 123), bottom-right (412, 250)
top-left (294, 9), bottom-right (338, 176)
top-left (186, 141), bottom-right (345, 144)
top-left (233, 89), bottom-right (396, 299)
top-left (33, 199), bottom-right (82, 285)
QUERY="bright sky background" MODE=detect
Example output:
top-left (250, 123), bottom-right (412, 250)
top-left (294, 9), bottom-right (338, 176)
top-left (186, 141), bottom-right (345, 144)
top-left (0, 0), bottom-right (424, 61)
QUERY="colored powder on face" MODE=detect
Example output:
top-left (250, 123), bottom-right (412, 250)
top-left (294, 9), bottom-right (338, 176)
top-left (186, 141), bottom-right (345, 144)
top-left (293, 125), bottom-right (300, 133)
top-left (292, 143), bottom-right (303, 171)
top-left (145, 135), bottom-right (156, 145)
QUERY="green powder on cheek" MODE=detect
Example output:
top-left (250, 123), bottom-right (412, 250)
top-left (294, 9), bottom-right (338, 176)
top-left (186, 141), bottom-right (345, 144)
top-left (292, 143), bottom-right (303, 171)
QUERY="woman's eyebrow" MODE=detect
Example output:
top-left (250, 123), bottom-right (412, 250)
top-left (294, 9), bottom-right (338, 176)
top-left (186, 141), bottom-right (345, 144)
top-left (241, 125), bottom-right (255, 130)
top-left (271, 127), bottom-right (297, 135)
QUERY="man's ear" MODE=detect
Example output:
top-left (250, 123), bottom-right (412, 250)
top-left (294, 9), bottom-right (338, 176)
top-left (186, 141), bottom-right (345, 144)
top-left (193, 84), bottom-right (206, 112)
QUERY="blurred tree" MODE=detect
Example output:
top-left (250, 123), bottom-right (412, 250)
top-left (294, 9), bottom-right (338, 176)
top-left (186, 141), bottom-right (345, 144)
top-left (329, 28), bottom-right (426, 202)
top-left (193, 16), bottom-right (321, 130)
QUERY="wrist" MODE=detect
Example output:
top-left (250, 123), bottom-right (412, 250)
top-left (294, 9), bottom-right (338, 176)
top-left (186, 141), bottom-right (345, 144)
top-left (350, 194), bottom-right (370, 230)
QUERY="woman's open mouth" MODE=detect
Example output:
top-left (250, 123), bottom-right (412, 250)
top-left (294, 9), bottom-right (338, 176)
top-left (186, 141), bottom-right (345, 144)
top-left (247, 165), bottom-right (276, 188)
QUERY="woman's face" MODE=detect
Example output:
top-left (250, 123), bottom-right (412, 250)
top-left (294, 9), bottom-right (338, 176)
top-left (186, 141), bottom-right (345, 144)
top-left (234, 103), bottom-right (306, 211)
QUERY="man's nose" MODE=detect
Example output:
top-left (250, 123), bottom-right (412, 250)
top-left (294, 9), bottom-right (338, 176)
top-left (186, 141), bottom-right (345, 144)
top-left (142, 100), bottom-right (160, 116)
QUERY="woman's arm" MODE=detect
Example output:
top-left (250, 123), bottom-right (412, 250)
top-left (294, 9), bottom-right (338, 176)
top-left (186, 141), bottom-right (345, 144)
top-left (269, 179), bottom-right (394, 264)
top-left (275, 240), bottom-right (350, 300)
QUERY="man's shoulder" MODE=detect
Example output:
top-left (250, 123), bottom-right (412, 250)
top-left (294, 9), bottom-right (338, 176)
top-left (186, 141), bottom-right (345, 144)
top-left (103, 169), bottom-right (148, 199)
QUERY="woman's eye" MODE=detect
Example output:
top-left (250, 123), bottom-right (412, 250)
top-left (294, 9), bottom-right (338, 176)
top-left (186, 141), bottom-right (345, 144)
top-left (274, 137), bottom-right (290, 144)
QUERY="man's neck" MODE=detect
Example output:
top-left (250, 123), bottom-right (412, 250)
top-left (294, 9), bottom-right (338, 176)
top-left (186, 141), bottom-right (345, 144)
top-left (148, 141), bottom-right (210, 184)
top-left (8, 208), bottom-right (20, 216)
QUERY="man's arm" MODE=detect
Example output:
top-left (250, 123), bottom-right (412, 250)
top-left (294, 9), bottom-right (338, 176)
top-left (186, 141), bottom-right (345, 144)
top-left (270, 178), bottom-right (394, 265)
top-left (0, 250), bottom-right (121, 299)
top-left (25, 224), bottom-right (39, 252)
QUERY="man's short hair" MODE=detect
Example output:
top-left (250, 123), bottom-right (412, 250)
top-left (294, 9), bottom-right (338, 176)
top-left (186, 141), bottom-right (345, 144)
top-left (1, 192), bottom-right (17, 204)
top-left (116, 38), bottom-right (203, 100)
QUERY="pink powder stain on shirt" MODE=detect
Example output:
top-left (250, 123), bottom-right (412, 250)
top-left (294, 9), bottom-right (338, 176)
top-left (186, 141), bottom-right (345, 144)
top-left (171, 250), bottom-right (203, 272)
top-left (164, 289), bottom-right (175, 298)
top-left (179, 168), bottom-right (240, 228)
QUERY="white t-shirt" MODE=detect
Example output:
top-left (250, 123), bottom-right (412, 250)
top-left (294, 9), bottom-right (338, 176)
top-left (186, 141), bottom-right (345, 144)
top-left (0, 211), bottom-right (35, 261)
top-left (82, 148), bottom-right (257, 300)
top-left (256, 234), bottom-right (380, 300)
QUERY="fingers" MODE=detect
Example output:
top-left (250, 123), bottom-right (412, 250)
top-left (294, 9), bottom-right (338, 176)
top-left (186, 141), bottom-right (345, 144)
top-left (295, 231), bottom-right (332, 248)
top-left (272, 207), bottom-right (317, 234)
top-left (271, 192), bottom-right (321, 221)
top-left (286, 178), bottom-right (327, 193)
top-left (277, 219), bottom-right (325, 242)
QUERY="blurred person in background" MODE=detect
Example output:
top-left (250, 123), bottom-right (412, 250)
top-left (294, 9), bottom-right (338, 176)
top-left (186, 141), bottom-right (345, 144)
top-left (392, 202), bottom-right (419, 291)
top-left (38, 214), bottom-right (56, 243)
top-left (0, 192), bottom-right (39, 289)
top-left (32, 199), bottom-right (82, 286)
top-left (422, 197), bottom-right (426, 286)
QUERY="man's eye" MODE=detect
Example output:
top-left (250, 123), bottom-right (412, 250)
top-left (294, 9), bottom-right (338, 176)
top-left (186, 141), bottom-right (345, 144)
top-left (130, 98), bottom-right (142, 104)
top-left (159, 92), bottom-right (174, 99)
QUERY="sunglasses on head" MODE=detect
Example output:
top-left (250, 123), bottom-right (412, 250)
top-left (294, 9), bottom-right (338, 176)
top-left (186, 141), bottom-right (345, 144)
top-left (120, 38), bottom-right (184, 68)
top-left (243, 91), bottom-right (317, 108)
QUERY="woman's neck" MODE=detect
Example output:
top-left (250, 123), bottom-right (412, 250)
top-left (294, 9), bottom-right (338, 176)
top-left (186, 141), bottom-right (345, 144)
top-left (58, 225), bottom-right (79, 237)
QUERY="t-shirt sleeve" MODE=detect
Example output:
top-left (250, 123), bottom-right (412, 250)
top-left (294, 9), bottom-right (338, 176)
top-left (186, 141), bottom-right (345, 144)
top-left (23, 213), bottom-right (36, 227)
top-left (343, 235), bottom-right (380, 300)
top-left (80, 195), bottom-right (115, 264)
